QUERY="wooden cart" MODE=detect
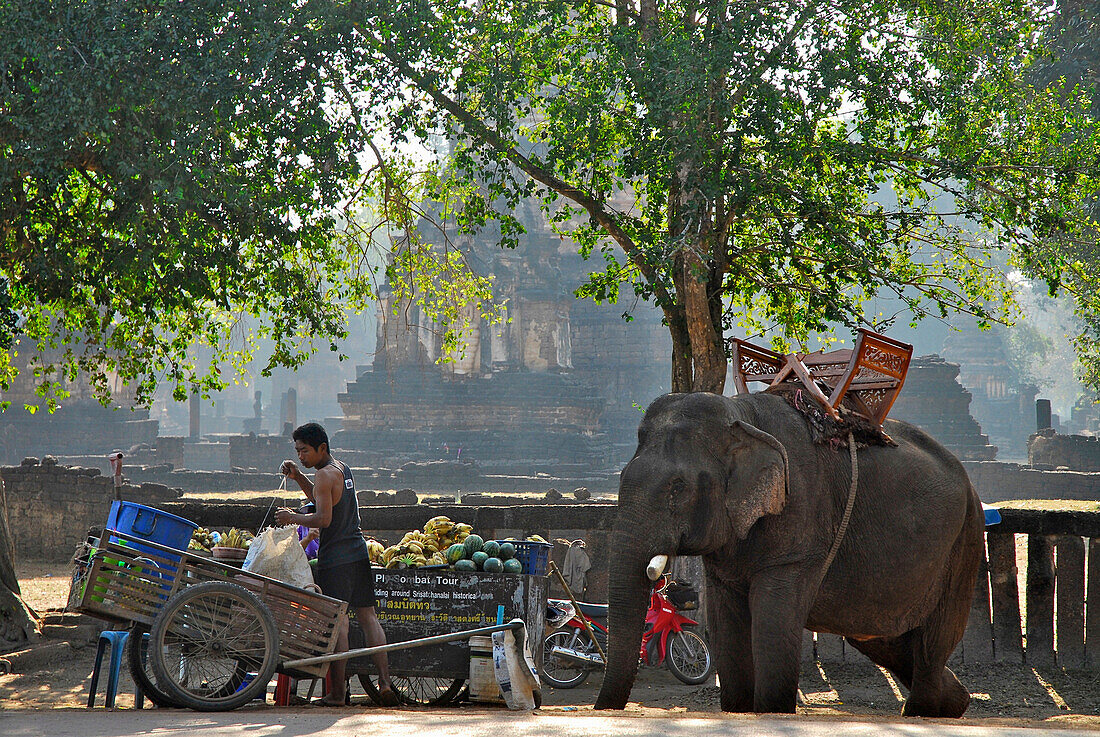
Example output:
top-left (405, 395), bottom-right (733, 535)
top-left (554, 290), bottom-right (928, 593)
top-left (346, 567), bottom-right (548, 705)
top-left (70, 530), bottom-right (346, 711)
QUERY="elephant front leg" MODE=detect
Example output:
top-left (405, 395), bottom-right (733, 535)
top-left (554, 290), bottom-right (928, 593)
top-left (749, 574), bottom-right (810, 713)
top-left (708, 583), bottom-right (754, 712)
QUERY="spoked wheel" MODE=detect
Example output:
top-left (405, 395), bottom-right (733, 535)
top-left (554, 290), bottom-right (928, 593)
top-left (127, 624), bottom-right (184, 708)
top-left (665, 629), bottom-right (713, 685)
top-left (149, 581), bottom-right (279, 711)
top-left (359, 673), bottom-right (464, 705)
top-left (541, 629), bottom-right (604, 689)
top-left (392, 676), bottom-right (466, 705)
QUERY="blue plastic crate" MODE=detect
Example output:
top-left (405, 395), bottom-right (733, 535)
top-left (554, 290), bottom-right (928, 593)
top-left (105, 501), bottom-right (198, 567)
top-left (511, 540), bottom-right (552, 576)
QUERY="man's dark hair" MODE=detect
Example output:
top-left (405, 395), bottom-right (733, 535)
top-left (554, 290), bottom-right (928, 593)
top-left (292, 422), bottom-right (329, 451)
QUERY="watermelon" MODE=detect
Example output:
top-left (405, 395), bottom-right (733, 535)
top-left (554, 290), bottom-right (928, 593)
top-left (498, 542), bottom-right (515, 560)
top-left (445, 543), bottom-right (466, 564)
top-left (463, 534), bottom-right (484, 556)
top-left (483, 557), bottom-right (503, 573)
top-left (471, 551), bottom-right (489, 569)
top-left (482, 540), bottom-right (501, 558)
top-left (454, 559), bottom-right (477, 572)
top-left (503, 558), bottom-right (523, 574)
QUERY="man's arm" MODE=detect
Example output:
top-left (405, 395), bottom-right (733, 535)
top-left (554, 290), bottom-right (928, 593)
top-left (275, 466), bottom-right (340, 529)
top-left (279, 460), bottom-right (316, 501)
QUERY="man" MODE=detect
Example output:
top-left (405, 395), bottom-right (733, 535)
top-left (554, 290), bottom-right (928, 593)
top-left (275, 422), bottom-right (399, 707)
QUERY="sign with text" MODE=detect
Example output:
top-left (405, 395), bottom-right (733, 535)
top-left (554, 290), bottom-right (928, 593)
top-left (349, 569), bottom-right (548, 679)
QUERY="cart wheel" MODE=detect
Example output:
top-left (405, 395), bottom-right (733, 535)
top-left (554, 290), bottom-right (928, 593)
top-left (393, 676), bottom-right (466, 706)
top-left (359, 673), bottom-right (465, 706)
top-left (149, 580), bottom-right (279, 711)
top-left (127, 624), bottom-right (184, 708)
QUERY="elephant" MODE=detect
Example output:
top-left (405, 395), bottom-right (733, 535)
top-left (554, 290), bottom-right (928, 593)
top-left (594, 391), bottom-right (984, 717)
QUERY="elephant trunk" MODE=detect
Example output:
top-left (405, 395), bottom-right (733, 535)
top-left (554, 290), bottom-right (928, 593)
top-left (594, 526), bottom-right (655, 710)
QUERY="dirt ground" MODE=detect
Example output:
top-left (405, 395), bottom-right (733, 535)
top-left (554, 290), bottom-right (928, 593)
top-left (4, 563), bottom-right (1100, 730)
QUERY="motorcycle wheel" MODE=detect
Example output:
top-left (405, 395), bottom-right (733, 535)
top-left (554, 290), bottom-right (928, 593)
top-left (665, 629), bottom-right (713, 685)
top-left (540, 630), bottom-right (592, 689)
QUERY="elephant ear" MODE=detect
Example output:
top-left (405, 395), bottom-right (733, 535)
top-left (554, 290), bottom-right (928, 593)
top-left (725, 420), bottom-right (789, 540)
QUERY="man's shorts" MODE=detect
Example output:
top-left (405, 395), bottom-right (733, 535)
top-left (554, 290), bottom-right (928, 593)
top-left (314, 556), bottom-right (377, 609)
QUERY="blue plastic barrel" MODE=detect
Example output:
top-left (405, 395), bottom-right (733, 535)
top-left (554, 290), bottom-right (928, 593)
top-left (105, 501), bottom-right (198, 567)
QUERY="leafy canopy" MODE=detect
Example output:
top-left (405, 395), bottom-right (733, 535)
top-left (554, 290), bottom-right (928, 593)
top-left (340, 0), bottom-right (1100, 391)
top-left (0, 0), bottom-right (496, 410)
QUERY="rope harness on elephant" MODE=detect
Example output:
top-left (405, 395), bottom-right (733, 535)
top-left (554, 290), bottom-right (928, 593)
top-left (820, 431), bottom-right (858, 576)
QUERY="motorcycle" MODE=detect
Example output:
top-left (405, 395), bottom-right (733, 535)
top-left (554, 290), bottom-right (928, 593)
top-left (541, 573), bottom-right (713, 688)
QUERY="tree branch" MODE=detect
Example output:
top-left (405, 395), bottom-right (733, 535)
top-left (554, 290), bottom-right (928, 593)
top-left (358, 21), bottom-right (678, 310)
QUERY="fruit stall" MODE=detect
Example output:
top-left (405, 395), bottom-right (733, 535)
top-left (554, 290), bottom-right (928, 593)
top-left (347, 516), bottom-right (551, 705)
top-left (70, 502), bottom-right (349, 711)
top-left (75, 505), bottom-right (551, 708)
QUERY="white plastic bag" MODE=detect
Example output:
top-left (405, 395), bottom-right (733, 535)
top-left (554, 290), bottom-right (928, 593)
top-left (242, 525), bottom-right (314, 590)
top-left (492, 620), bottom-right (542, 710)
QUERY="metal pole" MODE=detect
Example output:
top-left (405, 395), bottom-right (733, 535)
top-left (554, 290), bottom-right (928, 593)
top-left (281, 619), bottom-right (525, 671)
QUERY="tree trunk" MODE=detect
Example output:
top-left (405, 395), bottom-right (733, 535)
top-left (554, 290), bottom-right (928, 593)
top-left (683, 240), bottom-right (726, 394)
top-left (668, 312), bottom-right (694, 393)
top-left (0, 476), bottom-right (20, 596)
top-left (0, 476), bottom-right (39, 653)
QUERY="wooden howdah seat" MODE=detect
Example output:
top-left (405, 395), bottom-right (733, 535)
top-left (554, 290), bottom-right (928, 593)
top-left (729, 328), bottom-right (913, 428)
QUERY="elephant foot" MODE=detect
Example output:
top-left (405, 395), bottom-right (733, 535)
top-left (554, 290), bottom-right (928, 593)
top-left (936, 667), bottom-right (971, 718)
top-left (718, 688), bottom-right (753, 713)
top-left (901, 667), bottom-right (970, 718)
top-left (594, 694), bottom-right (629, 711)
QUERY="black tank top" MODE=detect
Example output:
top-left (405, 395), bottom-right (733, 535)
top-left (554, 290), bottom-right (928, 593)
top-left (317, 459), bottom-right (369, 570)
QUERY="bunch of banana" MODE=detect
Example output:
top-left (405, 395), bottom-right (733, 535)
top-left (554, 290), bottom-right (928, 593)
top-left (189, 527), bottom-right (215, 552)
top-left (364, 537), bottom-right (386, 565)
top-left (374, 519), bottom-right (479, 568)
top-left (424, 515), bottom-right (454, 537)
top-left (526, 534), bottom-right (549, 544)
top-left (383, 544), bottom-right (428, 568)
top-left (221, 528), bottom-right (254, 549)
top-left (432, 522), bottom-right (472, 550)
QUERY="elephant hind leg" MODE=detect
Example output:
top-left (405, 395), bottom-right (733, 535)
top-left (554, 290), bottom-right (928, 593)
top-left (903, 493), bottom-right (982, 718)
top-left (931, 666), bottom-right (970, 718)
top-left (846, 632), bottom-right (969, 718)
top-left (903, 645), bottom-right (969, 718)
top-left (844, 633), bottom-right (915, 691)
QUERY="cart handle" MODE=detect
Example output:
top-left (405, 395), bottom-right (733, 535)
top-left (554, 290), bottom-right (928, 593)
top-left (280, 619), bottom-right (526, 671)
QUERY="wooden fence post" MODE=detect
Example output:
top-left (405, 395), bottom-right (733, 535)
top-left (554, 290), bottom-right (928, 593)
top-left (987, 531), bottom-right (1024, 663)
top-left (1087, 538), bottom-right (1100, 668)
top-left (960, 546), bottom-right (994, 662)
top-left (801, 629), bottom-right (815, 665)
top-left (1056, 535), bottom-right (1086, 668)
top-left (1026, 534), bottom-right (1056, 667)
top-left (815, 633), bottom-right (845, 663)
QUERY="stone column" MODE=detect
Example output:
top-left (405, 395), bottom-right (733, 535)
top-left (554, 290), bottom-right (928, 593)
top-left (449, 303), bottom-right (481, 375)
top-left (1036, 399), bottom-right (1052, 431)
top-left (189, 393), bottom-right (200, 440)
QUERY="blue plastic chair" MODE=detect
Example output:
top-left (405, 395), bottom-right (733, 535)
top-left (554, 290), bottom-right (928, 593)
top-left (88, 630), bottom-right (145, 709)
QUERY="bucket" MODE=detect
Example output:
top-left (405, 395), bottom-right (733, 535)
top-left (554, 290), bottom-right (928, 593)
top-left (469, 636), bottom-right (504, 703)
top-left (105, 501), bottom-right (198, 567)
